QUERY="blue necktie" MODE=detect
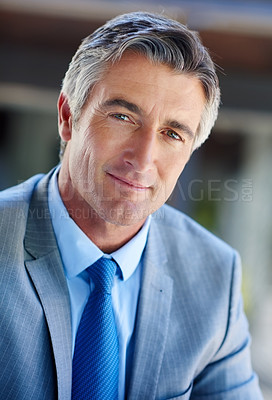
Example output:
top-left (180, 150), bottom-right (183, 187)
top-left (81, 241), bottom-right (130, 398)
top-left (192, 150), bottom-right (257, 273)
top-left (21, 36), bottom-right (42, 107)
top-left (72, 257), bottom-right (119, 399)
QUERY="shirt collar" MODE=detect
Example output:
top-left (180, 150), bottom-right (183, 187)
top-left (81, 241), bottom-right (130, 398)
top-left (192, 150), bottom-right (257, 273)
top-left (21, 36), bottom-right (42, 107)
top-left (48, 166), bottom-right (151, 281)
top-left (111, 215), bottom-right (150, 281)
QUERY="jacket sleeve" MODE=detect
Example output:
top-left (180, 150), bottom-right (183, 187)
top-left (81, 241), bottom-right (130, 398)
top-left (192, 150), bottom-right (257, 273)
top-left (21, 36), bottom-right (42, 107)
top-left (190, 252), bottom-right (263, 400)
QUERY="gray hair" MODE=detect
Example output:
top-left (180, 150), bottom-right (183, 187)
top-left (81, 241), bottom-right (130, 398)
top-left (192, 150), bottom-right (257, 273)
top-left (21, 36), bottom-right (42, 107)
top-left (60, 11), bottom-right (220, 158)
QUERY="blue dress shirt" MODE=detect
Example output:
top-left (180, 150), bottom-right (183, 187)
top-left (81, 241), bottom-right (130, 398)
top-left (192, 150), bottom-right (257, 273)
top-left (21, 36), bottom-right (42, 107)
top-left (48, 166), bottom-right (151, 400)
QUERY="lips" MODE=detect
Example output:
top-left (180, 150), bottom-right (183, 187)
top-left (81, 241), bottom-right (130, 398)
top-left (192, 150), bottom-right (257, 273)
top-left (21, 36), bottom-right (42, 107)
top-left (107, 172), bottom-right (151, 190)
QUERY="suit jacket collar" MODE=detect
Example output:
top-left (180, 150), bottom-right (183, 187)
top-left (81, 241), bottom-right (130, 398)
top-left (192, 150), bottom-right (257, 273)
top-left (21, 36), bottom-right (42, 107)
top-left (24, 170), bottom-right (72, 400)
top-left (128, 215), bottom-right (174, 399)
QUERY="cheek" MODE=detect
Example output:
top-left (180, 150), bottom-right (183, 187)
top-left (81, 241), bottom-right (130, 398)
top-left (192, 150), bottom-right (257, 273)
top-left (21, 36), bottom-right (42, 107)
top-left (158, 153), bottom-right (189, 192)
top-left (71, 126), bottom-right (100, 161)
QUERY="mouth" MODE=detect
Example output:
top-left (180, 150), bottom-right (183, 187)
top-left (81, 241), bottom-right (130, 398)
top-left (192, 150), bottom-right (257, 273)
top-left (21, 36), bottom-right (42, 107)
top-left (107, 173), bottom-right (150, 191)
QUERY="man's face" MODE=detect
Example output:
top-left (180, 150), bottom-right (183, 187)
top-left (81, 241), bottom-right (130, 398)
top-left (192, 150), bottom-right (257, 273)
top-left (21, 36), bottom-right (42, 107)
top-left (60, 52), bottom-right (206, 227)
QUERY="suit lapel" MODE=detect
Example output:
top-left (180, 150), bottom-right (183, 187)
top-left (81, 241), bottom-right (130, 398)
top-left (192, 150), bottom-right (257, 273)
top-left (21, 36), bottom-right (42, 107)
top-left (128, 218), bottom-right (174, 400)
top-left (24, 172), bottom-right (72, 400)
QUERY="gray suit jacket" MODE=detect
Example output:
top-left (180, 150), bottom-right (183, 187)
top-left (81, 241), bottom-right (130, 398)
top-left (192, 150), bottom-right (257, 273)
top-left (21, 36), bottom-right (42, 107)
top-left (0, 171), bottom-right (263, 399)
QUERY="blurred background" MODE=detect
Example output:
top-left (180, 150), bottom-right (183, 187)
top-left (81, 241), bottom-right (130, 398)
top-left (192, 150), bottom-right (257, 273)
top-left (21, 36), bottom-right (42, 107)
top-left (0, 0), bottom-right (271, 396)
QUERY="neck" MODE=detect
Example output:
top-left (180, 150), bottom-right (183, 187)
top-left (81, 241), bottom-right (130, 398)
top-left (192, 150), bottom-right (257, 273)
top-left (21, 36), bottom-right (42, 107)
top-left (67, 208), bottom-right (144, 253)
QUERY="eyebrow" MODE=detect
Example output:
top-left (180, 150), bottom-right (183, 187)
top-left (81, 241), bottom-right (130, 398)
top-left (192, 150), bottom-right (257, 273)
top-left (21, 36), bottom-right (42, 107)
top-left (102, 98), bottom-right (143, 115)
top-left (165, 120), bottom-right (195, 140)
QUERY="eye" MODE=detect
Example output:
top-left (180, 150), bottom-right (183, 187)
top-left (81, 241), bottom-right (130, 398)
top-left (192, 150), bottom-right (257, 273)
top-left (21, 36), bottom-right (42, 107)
top-left (164, 129), bottom-right (183, 141)
top-left (111, 113), bottom-right (131, 123)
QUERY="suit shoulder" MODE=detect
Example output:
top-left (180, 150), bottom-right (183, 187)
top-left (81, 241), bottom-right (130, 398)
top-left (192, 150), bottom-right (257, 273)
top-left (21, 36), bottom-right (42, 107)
top-left (0, 174), bottom-right (45, 242)
top-left (0, 174), bottom-right (44, 207)
top-left (152, 204), bottom-right (235, 259)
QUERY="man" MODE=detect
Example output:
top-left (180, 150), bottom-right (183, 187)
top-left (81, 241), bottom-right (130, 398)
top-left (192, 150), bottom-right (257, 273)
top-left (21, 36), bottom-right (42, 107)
top-left (0, 11), bottom-right (263, 400)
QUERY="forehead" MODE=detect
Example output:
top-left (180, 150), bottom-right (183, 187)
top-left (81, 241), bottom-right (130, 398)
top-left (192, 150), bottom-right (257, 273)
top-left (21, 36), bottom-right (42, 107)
top-left (101, 52), bottom-right (200, 91)
top-left (89, 52), bottom-right (206, 119)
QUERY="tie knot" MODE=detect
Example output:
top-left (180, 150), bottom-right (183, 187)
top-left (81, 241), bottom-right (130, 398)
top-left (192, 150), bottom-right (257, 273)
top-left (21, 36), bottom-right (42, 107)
top-left (88, 257), bottom-right (117, 294)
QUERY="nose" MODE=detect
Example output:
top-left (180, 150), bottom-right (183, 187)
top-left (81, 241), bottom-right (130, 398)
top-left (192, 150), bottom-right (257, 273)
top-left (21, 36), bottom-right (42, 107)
top-left (123, 127), bottom-right (156, 173)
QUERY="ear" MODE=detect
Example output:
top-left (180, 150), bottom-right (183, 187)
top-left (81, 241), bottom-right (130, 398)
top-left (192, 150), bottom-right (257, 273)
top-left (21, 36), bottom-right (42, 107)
top-left (57, 92), bottom-right (72, 142)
